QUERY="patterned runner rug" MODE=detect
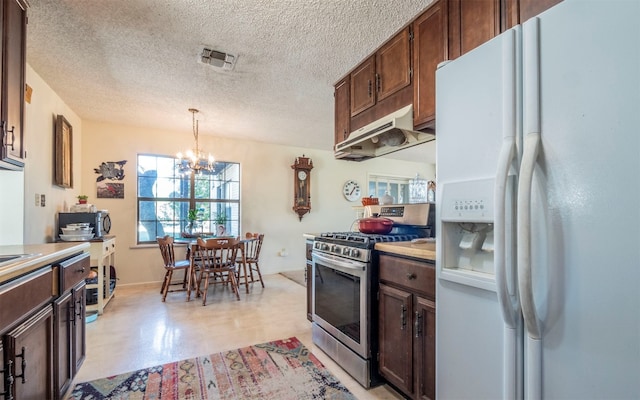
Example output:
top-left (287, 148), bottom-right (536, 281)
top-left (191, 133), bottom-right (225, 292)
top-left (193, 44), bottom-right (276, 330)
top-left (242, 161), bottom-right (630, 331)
top-left (70, 337), bottom-right (356, 400)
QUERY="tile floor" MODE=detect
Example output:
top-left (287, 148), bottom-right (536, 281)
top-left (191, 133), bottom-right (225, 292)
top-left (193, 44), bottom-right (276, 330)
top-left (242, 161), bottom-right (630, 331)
top-left (72, 273), bottom-right (404, 399)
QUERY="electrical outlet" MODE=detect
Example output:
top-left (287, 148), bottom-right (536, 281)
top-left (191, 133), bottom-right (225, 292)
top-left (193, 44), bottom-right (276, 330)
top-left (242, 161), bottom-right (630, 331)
top-left (40, 194), bottom-right (46, 207)
top-left (35, 193), bottom-right (40, 206)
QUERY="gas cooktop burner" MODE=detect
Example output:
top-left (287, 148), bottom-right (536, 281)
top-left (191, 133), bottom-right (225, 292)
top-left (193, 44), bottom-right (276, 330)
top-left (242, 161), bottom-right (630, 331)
top-left (318, 231), bottom-right (420, 246)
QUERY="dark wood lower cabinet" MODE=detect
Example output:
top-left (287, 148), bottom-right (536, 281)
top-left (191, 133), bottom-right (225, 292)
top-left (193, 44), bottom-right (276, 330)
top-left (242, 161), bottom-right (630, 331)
top-left (379, 283), bottom-right (413, 393)
top-left (54, 280), bottom-right (86, 399)
top-left (0, 251), bottom-right (89, 400)
top-left (72, 281), bottom-right (87, 374)
top-left (5, 305), bottom-right (55, 400)
top-left (378, 254), bottom-right (436, 400)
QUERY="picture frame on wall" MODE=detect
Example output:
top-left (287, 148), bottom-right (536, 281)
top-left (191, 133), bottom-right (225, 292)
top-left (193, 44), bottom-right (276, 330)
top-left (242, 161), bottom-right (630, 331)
top-left (54, 115), bottom-right (73, 188)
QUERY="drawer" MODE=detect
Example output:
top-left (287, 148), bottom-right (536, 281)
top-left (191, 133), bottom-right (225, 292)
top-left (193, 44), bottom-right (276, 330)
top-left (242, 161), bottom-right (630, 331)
top-left (0, 267), bottom-right (53, 333)
top-left (91, 237), bottom-right (116, 258)
top-left (379, 254), bottom-right (435, 298)
top-left (59, 252), bottom-right (90, 293)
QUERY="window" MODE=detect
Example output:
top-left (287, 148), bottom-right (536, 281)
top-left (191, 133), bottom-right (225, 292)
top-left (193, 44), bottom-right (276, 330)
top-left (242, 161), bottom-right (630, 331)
top-left (137, 154), bottom-right (240, 244)
top-left (368, 173), bottom-right (411, 204)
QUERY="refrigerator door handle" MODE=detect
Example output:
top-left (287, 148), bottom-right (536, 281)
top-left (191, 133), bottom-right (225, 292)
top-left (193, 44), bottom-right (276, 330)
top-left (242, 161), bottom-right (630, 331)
top-left (519, 16), bottom-right (543, 343)
top-left (520, 18), bottom-right (543, 400)
top-left (495, 28), bottom-right (519, 330)
top-left (517, 132), bottom-right (542, 340)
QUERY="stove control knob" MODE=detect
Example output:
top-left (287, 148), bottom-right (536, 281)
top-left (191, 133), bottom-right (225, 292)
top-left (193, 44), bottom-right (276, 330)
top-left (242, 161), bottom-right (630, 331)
top-left (342, 247), bottom-right (350, 255)
top-left (331, 245), bottom-right (339, 253)
top-left (320, 243), bottom-right (329, 251)
top-left (350, 248), bottom-right (360, 258)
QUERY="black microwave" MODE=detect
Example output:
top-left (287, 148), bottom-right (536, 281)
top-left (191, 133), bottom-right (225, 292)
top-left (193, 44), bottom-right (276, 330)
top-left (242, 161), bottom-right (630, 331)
top-left (58, 212), bottom-right (111, 238)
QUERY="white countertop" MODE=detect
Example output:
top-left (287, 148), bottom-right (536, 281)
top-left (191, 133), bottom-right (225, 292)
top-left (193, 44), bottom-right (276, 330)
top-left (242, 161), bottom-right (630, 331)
top-left (0, 242), bottom-right (90, 284)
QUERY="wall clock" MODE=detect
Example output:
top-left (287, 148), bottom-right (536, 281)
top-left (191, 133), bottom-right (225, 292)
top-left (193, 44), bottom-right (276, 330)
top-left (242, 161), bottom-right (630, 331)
top-left (343, 180), bottom-right (362, 202)
top-left (291, 155), bottom-right (313, 221)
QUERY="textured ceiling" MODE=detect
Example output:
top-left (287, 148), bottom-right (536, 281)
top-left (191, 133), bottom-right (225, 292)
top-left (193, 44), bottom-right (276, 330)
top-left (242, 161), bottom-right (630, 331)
top-left (26, 0), bottom-right (435, 162)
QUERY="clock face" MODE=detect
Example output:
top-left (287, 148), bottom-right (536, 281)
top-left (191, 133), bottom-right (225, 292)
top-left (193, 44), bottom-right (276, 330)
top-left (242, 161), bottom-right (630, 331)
top-left (343, 180), bottom-right (362, 202)
top-left (297, 170), bottom-right (307, 181)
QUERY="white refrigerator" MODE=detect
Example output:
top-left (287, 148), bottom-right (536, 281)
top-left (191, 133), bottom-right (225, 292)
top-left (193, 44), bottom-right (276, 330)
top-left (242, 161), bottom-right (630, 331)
top-left (435, 1), bottom-right (640, 399)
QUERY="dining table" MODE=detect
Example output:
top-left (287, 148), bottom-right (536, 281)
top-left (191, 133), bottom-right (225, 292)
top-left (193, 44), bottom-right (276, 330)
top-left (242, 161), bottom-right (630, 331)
top-left (176, 236), bottom-right (256, 300)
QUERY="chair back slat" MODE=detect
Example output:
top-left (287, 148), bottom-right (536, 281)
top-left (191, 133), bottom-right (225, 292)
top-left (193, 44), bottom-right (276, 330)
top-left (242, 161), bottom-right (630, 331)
top-left (157, 235), bottom-right (177, 267)
top-left (244, 234), bottom-right (264, 261)
top-left (196, 237), bottom-right (240, 270)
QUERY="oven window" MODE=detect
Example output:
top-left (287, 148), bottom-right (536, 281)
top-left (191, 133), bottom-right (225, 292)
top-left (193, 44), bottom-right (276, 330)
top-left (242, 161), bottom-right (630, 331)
top-left (314, 263), bottom-right (361, 344)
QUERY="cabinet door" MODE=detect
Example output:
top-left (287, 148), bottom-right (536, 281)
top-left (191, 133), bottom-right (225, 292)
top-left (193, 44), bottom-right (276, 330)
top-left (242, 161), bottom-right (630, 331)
top-left (378, 283), bottom-right (413, 396)
top-left (1, 0), bottom-right (27, 168)
top-left (415, 296), bottom-right (436, 400)
top-left (54, 292), bottom-right (73, 399)
top-left (5, 305), bottom-right (54, 400)
top-left (376, 27), bottom-right (411, 102)
top-left (334, 77), bottom-right (350, 146)
top-left (72, 281), bottom-right (87, 375)
top-left (350, 56), bottom-right (376, 116)
top-left (504, 0), bottom-right (562, 29)
top-left (413, 0), bottom-right (447, 129)
top-left (448, 0), bottom-right (500, 59)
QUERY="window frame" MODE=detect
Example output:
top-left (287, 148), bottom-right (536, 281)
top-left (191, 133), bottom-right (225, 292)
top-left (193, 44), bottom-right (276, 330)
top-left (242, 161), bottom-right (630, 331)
top-left (136, 153), bottom-right (241, 244)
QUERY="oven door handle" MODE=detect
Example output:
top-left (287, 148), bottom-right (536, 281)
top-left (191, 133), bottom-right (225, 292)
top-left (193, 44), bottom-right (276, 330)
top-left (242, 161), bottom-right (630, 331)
top-left (313, 252), bottom-right (366, 273)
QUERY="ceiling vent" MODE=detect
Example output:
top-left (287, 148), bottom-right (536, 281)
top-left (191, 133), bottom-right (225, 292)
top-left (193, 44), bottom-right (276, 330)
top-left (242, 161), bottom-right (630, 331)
top-left (200, 47), bottom-right (237, 71)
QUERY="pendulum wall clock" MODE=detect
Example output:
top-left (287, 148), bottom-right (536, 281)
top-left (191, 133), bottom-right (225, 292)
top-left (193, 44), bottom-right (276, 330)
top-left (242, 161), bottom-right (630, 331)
top-left (291, 155), bottom-right (313, 221)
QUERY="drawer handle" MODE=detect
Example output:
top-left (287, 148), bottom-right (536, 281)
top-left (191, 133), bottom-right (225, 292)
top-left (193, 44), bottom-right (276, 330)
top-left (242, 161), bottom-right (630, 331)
top-left (406, 273), bottom-right (417, 280)
top-left (415, 311), bottom-right (423, 338)
top-left (77, 267), bottom-right (86, 273)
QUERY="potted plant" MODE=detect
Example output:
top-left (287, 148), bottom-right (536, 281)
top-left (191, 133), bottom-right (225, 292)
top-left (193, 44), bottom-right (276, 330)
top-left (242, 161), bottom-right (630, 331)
top-left (77, 195), bottom-right (89, 204)
top-left (186, 209), bottom-right (199, 234)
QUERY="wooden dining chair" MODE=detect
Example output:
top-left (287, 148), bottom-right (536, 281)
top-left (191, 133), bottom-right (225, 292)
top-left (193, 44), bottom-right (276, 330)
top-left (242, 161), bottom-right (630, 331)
top-left (157, 235), bottom-right (192, 302)
top-left (240, 232), bottom-right (265, 288)
top-left (195, 237), bottom-right (241, 305)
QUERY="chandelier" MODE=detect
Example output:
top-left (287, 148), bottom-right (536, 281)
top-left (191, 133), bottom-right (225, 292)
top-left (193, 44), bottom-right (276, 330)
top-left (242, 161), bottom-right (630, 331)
top-left (176, 108), bottom-right (215, 174)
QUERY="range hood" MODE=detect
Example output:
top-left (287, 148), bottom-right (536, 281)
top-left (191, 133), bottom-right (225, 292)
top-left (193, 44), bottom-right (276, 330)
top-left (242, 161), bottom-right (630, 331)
top-left (334, 105), bottom-right (435, 161)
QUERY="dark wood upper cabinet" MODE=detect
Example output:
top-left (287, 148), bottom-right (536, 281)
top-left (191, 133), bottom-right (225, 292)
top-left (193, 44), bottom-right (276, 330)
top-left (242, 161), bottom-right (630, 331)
top-left (448, 0), bottom-right (500, 59)
top-left (334, 77), bottom-right (350, 145)
top-left (0, 0), bottom-right (27, 170)
top-left (376, 28), bottom-right (412, 102)
top-left (350, 57), bottom-right (376, 116)
top-left (413, 0), bottom-right (447, 130)
top-left (350, 27), bottom-right (411, 117)
top-left (504, 0), bottom-right (563, 30)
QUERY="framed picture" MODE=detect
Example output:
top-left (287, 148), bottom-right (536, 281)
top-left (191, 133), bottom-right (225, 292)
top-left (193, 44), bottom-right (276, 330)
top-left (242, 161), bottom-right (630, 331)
top-left (55, 115), bottom-right (73, 188)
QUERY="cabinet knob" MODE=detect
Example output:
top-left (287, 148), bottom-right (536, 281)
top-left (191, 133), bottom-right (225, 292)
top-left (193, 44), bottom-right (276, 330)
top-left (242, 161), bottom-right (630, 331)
top-left (406, 273), bottom-right (417, 280)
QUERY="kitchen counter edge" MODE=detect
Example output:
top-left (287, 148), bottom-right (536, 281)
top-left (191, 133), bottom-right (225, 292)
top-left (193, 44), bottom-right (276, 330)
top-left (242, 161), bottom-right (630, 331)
top-left (0, 242), bottom-right (91, 284)
top-left (375, 241), bottom-right (436, 261)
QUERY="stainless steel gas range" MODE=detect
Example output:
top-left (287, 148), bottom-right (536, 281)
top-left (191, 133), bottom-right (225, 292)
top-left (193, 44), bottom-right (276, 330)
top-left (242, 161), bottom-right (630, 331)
top-left (311, 203), bottom-right (435, 388)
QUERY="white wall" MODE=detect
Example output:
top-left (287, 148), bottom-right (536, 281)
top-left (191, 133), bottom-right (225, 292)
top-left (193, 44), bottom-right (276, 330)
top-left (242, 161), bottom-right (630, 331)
top-left (80, 120), bottom-right (435, 285)
top-left (0, 65), bottom-right (83, 245)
